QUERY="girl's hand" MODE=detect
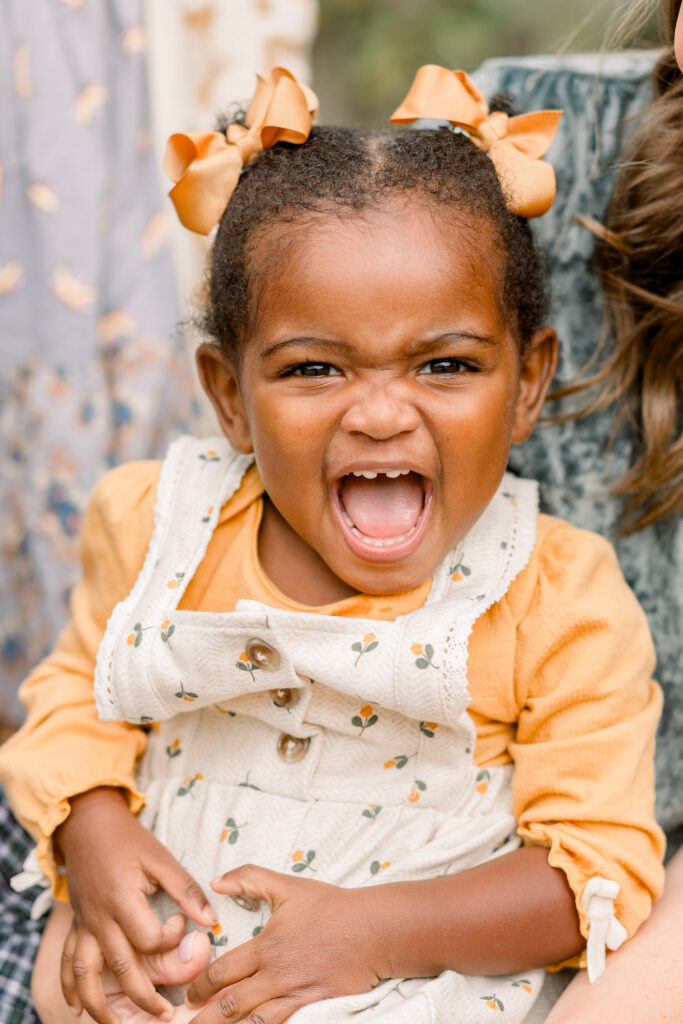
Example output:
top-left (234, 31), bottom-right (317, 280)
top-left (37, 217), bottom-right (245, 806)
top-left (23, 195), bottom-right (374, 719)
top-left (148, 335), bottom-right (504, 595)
top-left (185, 866), bottom-right (388, 1024)
top-left (55, 787), bottom-right (217, 1024)
top-left (186, 849), bottom-right (585, 1024)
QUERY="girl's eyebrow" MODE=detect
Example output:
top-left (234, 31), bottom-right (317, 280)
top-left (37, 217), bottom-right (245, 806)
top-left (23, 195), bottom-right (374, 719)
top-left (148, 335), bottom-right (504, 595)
top-left (261, 332), bottom-right (498, 360)
top-left (261, 337), bottom-right (342, 359)
top-left (405, 332), bottom-right (499, 353)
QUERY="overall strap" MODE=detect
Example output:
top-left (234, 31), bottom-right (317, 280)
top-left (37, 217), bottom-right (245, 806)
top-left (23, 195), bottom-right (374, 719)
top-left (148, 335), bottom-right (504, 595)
top-left (432, 471), bottom-right (538, 721)
top-left (94, 436), bottom-right (253, 717)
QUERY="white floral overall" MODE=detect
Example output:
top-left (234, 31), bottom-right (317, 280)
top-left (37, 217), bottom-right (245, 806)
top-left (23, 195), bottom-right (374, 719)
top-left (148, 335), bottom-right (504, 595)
top-left (94, 436), bottom-right (546, 1022)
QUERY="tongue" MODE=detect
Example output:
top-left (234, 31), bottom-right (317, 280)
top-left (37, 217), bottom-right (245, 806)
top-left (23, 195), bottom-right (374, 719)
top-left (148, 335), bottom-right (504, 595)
top-left (339, 474), bottom-right (424, 538)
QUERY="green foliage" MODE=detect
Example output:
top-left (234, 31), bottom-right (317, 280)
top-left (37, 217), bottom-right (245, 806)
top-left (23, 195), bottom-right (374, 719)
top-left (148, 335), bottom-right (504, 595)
top-left (314, 0), bottom-right (661, 125)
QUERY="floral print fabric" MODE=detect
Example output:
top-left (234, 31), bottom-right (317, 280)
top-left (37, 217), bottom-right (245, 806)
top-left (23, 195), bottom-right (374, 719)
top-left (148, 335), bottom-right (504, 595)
top-left (0, 0), bottom-right (196, 722)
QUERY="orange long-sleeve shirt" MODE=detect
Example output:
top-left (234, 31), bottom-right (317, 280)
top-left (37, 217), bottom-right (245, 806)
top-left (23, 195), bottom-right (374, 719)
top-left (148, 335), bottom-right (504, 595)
top-left (0, 460), bottom-right (664, 947)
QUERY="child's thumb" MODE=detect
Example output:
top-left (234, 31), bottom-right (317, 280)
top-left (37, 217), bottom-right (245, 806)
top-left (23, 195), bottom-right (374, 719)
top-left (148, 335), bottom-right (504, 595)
top-left (144, 929), bottom-right (212, 987)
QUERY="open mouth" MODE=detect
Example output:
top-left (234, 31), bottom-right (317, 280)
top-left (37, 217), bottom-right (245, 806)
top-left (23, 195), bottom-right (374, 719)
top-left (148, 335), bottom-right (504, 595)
top-left (332, 469), bottom-right (432, 562)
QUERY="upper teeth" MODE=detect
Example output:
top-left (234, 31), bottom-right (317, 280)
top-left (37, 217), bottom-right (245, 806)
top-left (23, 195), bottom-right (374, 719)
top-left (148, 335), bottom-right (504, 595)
top-left (351, 469), bottom-right (410, 479)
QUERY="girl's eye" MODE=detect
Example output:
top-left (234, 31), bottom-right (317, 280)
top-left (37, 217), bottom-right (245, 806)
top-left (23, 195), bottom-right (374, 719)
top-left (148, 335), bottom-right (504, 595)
top-left (291, 362), bottom-right (342, 377)
top-left (418, 358), bottom-right (470, 375)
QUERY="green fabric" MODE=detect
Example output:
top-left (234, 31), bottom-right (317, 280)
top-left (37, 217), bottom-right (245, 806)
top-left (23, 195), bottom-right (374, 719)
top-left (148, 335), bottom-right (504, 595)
top-left (0, 785), bottom-right (43, 1023)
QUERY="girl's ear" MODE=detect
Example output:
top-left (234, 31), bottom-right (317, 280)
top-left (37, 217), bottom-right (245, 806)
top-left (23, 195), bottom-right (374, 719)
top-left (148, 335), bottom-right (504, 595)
top-left (196, 343), bottom-right (254, 453)
top-left (511, 327), bottom-right (558, 444)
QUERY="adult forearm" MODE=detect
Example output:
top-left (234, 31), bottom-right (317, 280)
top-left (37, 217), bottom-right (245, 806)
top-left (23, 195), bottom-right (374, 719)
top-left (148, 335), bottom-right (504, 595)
top-left (369, 846), bottom-right (583, 979)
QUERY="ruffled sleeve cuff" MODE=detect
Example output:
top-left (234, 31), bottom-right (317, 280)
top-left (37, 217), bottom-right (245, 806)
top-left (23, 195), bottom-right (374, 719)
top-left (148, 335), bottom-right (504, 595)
top-left (29, 780), bottom-right (146, 902)
top-left (520, 824), bottom-right (664, 976)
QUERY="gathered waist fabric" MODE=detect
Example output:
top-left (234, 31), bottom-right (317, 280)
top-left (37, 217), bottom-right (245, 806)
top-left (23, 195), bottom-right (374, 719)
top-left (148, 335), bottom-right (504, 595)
top-left (139, 717), bottom-right (542, 1024)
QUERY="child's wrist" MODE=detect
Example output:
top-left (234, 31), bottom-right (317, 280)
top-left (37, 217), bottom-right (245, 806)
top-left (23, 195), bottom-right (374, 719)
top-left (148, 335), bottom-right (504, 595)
top-left (54, 786), bottom-right (129, 859)
top-left (354, 880), bottom-right (438, 980)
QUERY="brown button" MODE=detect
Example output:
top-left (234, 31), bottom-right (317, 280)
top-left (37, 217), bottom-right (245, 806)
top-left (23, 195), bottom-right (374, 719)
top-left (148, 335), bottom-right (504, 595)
top-left (245, 638), bottom-right (280, 671)
top-left (270, 687), bottom-right (299, 709)
top-left (277, 733), bottom-right (310, 763)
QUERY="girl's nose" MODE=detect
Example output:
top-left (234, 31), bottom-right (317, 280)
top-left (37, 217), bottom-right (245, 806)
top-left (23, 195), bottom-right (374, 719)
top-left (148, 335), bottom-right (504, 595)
top-left (340, 382), bottom-right (421, 440)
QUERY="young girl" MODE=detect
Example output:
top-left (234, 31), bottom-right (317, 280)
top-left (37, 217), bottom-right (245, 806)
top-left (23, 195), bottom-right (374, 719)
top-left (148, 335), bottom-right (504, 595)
top-left (0, 67), bottom-right (664, 1024)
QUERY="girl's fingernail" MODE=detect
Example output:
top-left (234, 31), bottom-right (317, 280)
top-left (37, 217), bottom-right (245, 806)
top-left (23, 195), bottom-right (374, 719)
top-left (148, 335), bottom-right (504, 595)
top-left (178, 931), bottom-right (197, 963)
top-left (68, 1006), bottom-right (80, 1017)
top-left (161, 1013), bottom-right (174, 1023)
top-left (204, 905), bottom-right (218, 923)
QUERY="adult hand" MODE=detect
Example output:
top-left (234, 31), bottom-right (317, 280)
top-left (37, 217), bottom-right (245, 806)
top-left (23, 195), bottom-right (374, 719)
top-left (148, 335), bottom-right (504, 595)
top-left (55, 787), bottom-right (217, 1024)
top-left (33, 901), bottom-right (212, 1024)
top-left (104, 930), bottom-right (212, 1024)
top-left (185, 865), bottom-right (387, 1024)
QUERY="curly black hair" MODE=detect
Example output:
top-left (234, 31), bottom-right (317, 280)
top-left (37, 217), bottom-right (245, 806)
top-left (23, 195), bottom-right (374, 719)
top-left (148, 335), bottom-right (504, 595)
top-left (204, 109), bottom-right (548, 364)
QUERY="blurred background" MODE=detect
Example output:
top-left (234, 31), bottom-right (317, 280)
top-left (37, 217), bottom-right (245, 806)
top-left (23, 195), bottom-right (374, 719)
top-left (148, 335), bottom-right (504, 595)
top-left (314, 0), bottom-right (662, 124)
top-left (0, 0), bottom-right (665, 730)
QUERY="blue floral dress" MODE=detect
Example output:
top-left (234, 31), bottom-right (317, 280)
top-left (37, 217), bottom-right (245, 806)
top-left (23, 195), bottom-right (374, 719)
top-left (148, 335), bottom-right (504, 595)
top-left (0, 0), bottom-right (195, 728)
top-left (473, 52), bottom-right (682, 846)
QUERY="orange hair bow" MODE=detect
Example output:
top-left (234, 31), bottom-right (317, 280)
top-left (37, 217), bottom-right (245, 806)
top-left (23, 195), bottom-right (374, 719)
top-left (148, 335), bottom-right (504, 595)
top-left (165, 67), bottom-right (319, 235)
top-left (390, 65), bottom-right (562, 218)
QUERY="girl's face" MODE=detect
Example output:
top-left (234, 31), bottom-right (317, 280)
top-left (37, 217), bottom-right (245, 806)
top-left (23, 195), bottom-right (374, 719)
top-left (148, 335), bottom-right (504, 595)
top-left (199, 203), bottom-right (556, 603)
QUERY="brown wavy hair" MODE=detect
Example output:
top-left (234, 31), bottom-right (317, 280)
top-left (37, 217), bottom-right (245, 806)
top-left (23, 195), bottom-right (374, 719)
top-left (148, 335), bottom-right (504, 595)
top-left (553, 0), bottom-right (683, 532)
